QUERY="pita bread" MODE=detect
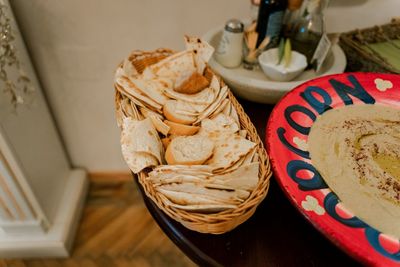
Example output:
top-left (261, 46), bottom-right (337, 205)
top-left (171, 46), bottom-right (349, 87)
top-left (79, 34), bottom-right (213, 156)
top-left (122, 151), bottom-right (159, 174)
top-left (115, 99), bottom-right (125, 128)
top-left (175, 100), bottom-right (209, 115)
top-left (121, 117), bottom-right (164, 167)
top-left (147, 50), bottom-right (197, 86)
top-left (157, 188), bottom-right (224, 205)
top-left (184, 35), bottom-right (214, 74)
top-left (163, 100), bottom-right (196, 124)
top-left (207, 134), bottom-right (256, 170)
top-left (222, 100), bottom-right (231, 116)
top-left (243, 147), bottom-right (257, 165)
top-left (129, 100), bottom-right (141, 119)
top-left (213, 146), bottom-right (257, 175)
top-left (150, 164), bottom-right (214, 176)
top-left (139, 106), bottom-right (163, 120)
top-left (128, 77), bottom-right (170, 105)
top-left (252, 152), bottom-right (259, 163)
top-left (149, 116), bottom-right (170, 136)
top-left (115, 84), bottom-right (145, 109)
top-left (213, 153), bottom-right (246, 175)
top-left (210, 162), bottom-right (259, 192)
top-left (195, 86), bottom-right (228, 123)
top-left (159, 183), bottom-right (244, 204)
top-left (209, 75), bottom-right (221, 92)
top-left (115, 69), bottom-right (162, 111)
top-left (122, 58), bottom-right (138, 78)
top-left (121, 98), bottom-right (139, 119)
top-left (204, 184), bottom-right (250, 200)
top-left (209, 99), bottom-right (230, 119)
top-left (168, 202), bottom-right (237, 213)
top-left (164, 85), bottom-right (216, 105)
top-left (229, 102), bottom-right (240, 126)
top-left (239, 130), bottom-right (247, 138)
top-left (198, 113), bottom-right (240, 140)
top-left (148, 174), bottom-right (208, 186)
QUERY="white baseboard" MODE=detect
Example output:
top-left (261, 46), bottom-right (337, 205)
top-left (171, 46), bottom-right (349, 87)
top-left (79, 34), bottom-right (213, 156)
top-left (0, 169), bottom-right (88, 258)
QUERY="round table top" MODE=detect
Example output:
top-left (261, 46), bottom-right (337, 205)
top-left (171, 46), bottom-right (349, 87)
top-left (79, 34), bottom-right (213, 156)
top-left (135, 98), bottom-right (361, 267)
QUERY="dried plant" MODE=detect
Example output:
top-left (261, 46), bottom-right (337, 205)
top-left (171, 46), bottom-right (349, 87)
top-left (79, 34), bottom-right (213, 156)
top-left (0, 1), bottom-right (34, 110)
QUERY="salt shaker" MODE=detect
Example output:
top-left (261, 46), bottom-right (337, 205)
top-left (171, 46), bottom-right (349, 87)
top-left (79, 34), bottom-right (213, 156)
top-left (214, 19), bottom-right (244, 68)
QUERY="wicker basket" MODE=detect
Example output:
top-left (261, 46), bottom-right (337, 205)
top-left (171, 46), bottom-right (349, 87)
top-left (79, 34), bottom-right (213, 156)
top-left (339, 19), bottom-right (400, 74)
top-left (114, 49), bottom-right (272, 234)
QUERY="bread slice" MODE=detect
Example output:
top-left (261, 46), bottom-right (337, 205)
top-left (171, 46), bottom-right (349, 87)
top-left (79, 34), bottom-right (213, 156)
top-left (174, 72), bottom-right (209, 94)
top-left (163, 100), bottom-right (196, 125)
top-left (164, 120), bottom-right (200, 135)
top-left (165, 135), bottom-right (214, 165)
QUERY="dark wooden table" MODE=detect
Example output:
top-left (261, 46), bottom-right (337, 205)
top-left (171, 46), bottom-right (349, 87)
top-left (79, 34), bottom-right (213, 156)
top-left (135, 98), bottom-right (361, 267)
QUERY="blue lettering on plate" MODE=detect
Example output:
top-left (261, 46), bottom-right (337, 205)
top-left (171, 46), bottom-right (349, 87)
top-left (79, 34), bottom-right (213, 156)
top-left (329, 74), bottom-right (375, 105)
top-left (300, 86), bottom-right (332, 115)
top-left (286, 160), bottom-right (328, 191)
top-left (365, 228), bottom-right (400, 261)
top-left (277, 128), bottom-right (310, 159)
top-left (324, 192), bottom-right (368, 228)
top-left (284, 105), bottom-right (316, 135)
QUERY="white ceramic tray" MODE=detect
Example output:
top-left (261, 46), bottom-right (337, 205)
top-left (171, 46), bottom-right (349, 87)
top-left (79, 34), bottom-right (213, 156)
top-left (202, 26), bottom-right (347, 104)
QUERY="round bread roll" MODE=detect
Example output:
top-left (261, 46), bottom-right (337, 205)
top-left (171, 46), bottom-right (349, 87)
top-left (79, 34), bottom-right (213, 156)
top-left (163, 100), bottom-right (196, 125)
top-left (165, 135), bottom-right (214, 165)
top-left (164, 120), bottom-right (200, 136)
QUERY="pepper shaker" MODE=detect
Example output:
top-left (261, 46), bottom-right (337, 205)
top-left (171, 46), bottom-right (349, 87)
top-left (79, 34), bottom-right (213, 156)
top-left (214, 19), bottom-right (244, 68)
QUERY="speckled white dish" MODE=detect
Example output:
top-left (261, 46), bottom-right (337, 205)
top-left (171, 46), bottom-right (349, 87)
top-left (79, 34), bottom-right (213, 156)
top-left (202, 26), bottom-right (347, 104)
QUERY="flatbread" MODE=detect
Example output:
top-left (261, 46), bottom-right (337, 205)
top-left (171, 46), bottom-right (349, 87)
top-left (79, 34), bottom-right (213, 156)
top-left (122, 58), bottom-right (138, 78)
top-left (168, 202), bottom-right (237, 213)
top-left (198, 113), bottom-right (240, 140)
top-left (128, 77), bottom-right (170, 105)
top-left (148, 174), bottom-right (208, 186)
top-left (209, 98), bottom-right (230, 119)
top-left (184, 35), bottom-right (214, 74)
top-left (159, 183), bottom-right (244, 204)
top-left (222, 100), bottom-right (231, 116)
top-left (195, 86), bottom-right (228, 123)
top-left (122, 151), bottom-right (158, 174)
top-left (139, 106), bottom-right (163, 120)
top-left (229, 102), bottom-right (240, 126)
top-left (121, 98), bottom-right (139, 119)
top-left (210, 162), bottom-right (259, 192)
top-left (164, 85), bottom-right (216, 105)
top-left (175, 99), bottom-right (209, 115)
top-left (207, 134), bottom-right (256, 170)
top-left (121, 117), bottom-right (164, 170)
top-left (147, 50), bottom-right (197, 87)
top-left (149, 116), bottom-right (170, 136)
top-left (157, 188), bottom-right (224, 206)
top-left (115, 68), bottom-right (162, 110)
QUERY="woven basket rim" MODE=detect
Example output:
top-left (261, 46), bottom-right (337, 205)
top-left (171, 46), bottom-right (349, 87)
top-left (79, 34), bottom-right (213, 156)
top-left (339, 20), bottom-right (400, 73)
top-left (114, 49), bottom-right (272, 234)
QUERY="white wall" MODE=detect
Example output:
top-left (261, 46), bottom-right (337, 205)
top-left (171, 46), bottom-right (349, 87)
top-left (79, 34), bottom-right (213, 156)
top-left (9, 0), bottom-right (400, 172)
top-left (1, 0), bottom-right (70, 223)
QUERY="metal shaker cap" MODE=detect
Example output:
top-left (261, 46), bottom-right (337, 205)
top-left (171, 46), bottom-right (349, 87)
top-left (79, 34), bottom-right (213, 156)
top-left (225, 19), bottom-right (244, 33)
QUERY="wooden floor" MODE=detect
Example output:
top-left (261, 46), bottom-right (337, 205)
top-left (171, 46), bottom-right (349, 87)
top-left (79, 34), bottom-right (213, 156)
top-left (1, 174), bottom-right (195, 267)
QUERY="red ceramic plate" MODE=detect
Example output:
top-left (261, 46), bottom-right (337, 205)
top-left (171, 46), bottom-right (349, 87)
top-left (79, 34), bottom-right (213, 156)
top-left (266, 73), bottom-right (400, 266)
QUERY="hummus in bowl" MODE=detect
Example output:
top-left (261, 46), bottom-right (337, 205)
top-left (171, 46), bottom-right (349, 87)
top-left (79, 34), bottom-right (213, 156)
top-left (309, 104), bottom-right (400, 238)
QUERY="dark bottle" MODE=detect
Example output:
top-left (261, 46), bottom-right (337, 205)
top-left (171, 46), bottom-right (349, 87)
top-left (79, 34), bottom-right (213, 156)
top-left (255, 0), bottom-right (287, 48)
top-left (291, 0), bottom-right (325, 65)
